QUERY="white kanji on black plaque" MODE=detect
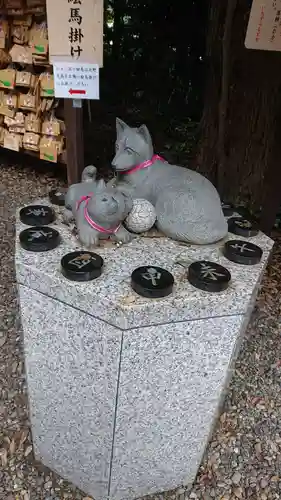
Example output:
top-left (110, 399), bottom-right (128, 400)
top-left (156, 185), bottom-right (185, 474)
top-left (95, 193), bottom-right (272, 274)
top-left (68, 253), bottom-right (97, 270)
top-left (141, 267), bottom-right (162, 286)
top-left (27, 229), bottom-right (53, 241)
top-left (199, 263), bottom-right (227, 281)
top-left (234, 219), bottom-right (252, 229)
top-left (229, 242), bottom-right (255, 254)
top-left (26, 207), bottom-right (49, 217)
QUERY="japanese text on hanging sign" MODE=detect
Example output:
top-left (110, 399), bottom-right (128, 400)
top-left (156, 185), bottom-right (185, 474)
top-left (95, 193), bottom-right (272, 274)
top-left (245, 0), bottom-right (281, 51)
top-left (69, 0), bottom-right (84, 59)
top-left (46, 0), bottom-right (103, 66)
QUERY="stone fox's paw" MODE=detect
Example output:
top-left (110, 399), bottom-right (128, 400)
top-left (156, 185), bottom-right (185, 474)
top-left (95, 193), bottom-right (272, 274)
top-left (63, 208), bottom-right (74, 224)
top-left (115, 225), bottom-right (135, 243)
top-left (78, 224), bottom-right (99, 247)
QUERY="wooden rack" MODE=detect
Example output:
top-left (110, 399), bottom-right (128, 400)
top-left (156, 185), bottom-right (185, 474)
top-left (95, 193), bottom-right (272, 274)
top-left (0, 0), bottom-right (84, 185)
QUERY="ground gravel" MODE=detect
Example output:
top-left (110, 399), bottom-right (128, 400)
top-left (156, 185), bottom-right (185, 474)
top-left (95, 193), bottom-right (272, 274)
top-left (0, 161), bottom-right (281, 500)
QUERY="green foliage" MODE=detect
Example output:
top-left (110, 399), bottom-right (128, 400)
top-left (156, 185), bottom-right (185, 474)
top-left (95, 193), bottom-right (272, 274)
top-left (102, 0), bottom-right (208, 125)
top-left (85, 0), bottom-right (208, 169)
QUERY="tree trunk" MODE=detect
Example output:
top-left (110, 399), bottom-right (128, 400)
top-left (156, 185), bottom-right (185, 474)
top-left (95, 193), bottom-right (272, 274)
top-left (112, 0), bottom-right (125, 61)
top-left (192, 0), bottom-right (225, 184)
top-left (195, 0), bottom-right (281, 211)
top-left (217, 0), bottom-right (237, 195)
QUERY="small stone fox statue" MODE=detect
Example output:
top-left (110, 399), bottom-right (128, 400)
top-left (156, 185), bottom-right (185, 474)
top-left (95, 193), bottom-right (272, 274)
top-left (110, 118), bottom-right (228, 244)
top-left (64, 166), bottom-right (134, 247)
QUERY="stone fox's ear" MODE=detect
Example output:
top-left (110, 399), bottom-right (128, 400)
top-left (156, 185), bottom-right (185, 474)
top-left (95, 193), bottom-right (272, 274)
top-left (120, 191), bottom-right (133, 214)
top-left (96, 179), bottom-right (106, 192)
top-left (138, 124), bottom-right (152, 145)
top-left (106, 178), bottom-right (116, 188)
top-left (116, 118), bottom-right (128, 137)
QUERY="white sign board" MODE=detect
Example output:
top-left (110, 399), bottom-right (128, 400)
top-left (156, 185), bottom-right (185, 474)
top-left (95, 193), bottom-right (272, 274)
top-left (53, 62), bottom-right (99, 100)
top-left (245, 0), bottom-right (281, 51)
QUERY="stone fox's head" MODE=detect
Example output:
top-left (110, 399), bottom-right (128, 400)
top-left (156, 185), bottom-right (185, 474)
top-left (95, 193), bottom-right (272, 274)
top-left (87, 179), bottom-right (133, 225)
top-left (112, 118), bottom-right (154, 172)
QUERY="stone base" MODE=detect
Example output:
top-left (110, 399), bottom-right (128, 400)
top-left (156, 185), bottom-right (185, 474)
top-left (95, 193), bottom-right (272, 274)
top-left (20, 286), bottom-right (248, 500)
top-left (16, 201), bottom-right (274, 500)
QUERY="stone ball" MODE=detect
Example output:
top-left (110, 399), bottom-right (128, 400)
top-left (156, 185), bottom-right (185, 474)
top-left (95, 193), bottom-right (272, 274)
top-left (125, 198), bottom-right (156, 233)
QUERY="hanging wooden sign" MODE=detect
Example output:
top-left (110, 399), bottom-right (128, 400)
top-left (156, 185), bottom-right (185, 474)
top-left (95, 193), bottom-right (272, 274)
top-left (245, 0), bottom-right (281, 51)
top-left (46, 0), bottom-right (103, 67)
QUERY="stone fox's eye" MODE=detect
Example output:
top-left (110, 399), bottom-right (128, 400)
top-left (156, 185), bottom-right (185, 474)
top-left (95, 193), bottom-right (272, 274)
top-left (125, 147), bottom-right (133, 155)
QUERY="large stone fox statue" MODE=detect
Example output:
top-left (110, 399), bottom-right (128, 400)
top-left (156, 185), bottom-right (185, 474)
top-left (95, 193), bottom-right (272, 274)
top-left (111, 118), bottom-right (228, 244)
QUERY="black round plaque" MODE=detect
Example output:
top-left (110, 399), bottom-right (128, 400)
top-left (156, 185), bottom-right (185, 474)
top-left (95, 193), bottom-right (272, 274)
top-left (20, 204), bottom-right (55, 226)
top-left (228, 217), bottom-right (259, 237)
top-left (188, 260), bottom-right (231, 293)
top-left (222, 201), bottom-right (234, 217)
top-left (19, 226), bottom-right (61, 252)
top-left (131, 266), bottom-right (174, 298)
top-left (49, 189), bottom-right (66, 206)
top-left (61, 251), bottom-right (104, 282)
top-left (223, 239), bottom-right (263, 265)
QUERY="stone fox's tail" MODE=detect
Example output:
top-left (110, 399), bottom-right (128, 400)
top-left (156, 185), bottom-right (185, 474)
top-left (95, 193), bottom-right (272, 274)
top-left (81, 165), bottom-right (97, 183)
top-left (155, 189), bottom-right (228, 244)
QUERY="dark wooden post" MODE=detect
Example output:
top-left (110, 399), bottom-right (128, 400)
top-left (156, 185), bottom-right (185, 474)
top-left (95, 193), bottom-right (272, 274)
top-left (64, 99), bottom-right (84, 185)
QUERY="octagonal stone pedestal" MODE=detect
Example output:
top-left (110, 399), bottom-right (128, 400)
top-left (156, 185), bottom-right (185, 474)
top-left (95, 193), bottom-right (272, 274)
top-left (15, 203), bottom-right (274, 500)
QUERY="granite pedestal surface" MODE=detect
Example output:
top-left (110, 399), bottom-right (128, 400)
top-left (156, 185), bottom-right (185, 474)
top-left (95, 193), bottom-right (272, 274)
top-left (15, 202), bottom-right (274, 500)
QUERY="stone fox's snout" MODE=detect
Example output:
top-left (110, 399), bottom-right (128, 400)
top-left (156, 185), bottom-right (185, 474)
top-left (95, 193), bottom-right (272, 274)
top-left (112, 150), bottom-right (136, 172)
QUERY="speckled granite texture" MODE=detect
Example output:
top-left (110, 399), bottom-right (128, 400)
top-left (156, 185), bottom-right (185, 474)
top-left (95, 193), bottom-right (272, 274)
top-left (110, 315), bottom-right (245, 500)
top-left (15, 200), bottom-right (274, 500)
top-left (19, 285), bottom-right (122, 500)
